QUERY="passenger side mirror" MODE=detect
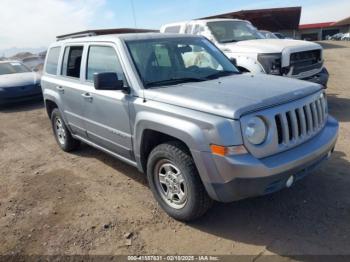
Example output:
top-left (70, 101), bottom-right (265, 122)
top-left (93, 72), bottom-right (124, 91)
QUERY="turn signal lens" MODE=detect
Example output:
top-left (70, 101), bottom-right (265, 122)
top-left (210, 145), bottom-right (247, 156)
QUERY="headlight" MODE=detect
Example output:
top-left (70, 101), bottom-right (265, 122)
top-left (257, 53), bottom-right (282, 75)
top-left (245, 116), bottom-right (267, 145)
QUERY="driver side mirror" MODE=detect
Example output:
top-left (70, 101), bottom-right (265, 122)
top-left (94, 72), bottom-right (125, 91)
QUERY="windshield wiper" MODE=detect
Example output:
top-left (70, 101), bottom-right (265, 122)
top-left (220, 39), bottom-right (238, 43)
top-left (205, 71), bottom-right (239, 80)
top-left (145, 77), bottom-right (206, 87)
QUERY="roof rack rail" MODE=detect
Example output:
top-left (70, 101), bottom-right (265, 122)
top-left (56, 28), bottom-right (158, 41)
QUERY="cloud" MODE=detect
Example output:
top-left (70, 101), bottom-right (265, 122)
top-left (0, 0), bottom-right (106, 51)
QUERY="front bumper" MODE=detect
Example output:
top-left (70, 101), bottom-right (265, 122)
top-left (193, 116), bottom-right (338, 202)
top-left (0, 93), bottom-right (43, 106)
top-left (300, 67), bottom-right (329, 87)
top-left (0, 85), bottom-right (42, 106)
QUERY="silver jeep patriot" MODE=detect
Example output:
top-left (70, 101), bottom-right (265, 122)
top-left (42, 33), bottom-right (339, 221)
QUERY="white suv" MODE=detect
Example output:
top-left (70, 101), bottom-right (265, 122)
top-left (160, 19), bottom-right (329, 86)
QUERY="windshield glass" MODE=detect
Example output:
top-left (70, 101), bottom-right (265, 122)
top-left (260, 31), bottom-right (278, 39)
top-left (0, 62), bottom-right (31, 75)
top-left (207, 21), bottom-right (264, 43)
top-left (126, 37), bottom-right (239, 88)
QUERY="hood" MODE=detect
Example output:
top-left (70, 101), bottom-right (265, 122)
top-left (0, 72), bottom-right (40, 88)
top-left (144, 74), bottom-right (322, 119)
top-left (223, 39), bottom-right (322, 54)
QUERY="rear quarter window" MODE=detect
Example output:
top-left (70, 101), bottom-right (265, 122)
top-left (45, 47), bottom-right (61, 75)
top-left (164, 26), bottom-right (181, 33)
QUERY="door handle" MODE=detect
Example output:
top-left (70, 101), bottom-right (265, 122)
top-left (56, 86), bottom-right (64, 94)
top-left (82, 92), bottom-right (93, 102)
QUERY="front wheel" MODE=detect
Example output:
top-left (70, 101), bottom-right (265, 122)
top-left (147, 141), bottom-right (212, 221)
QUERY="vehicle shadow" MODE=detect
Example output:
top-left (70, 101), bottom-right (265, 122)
top-left (317, 41), bottom-right (347, 49)
top-left (190, 150), bottom-right (350, 258)
top-left (0, 99), bottom-right (44, 113)
top-left (327, 93), bottom-right (350, 122)
top-left (73, 143), bottom-right (148, 186)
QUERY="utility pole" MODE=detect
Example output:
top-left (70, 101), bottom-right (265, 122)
top-left (130, 0), bottom-right (137, 28)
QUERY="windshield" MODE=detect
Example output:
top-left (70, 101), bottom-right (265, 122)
top-left (207, 21), bottom-right (264, 43)
top-left (260, 31), bottom-right (278, 39)
top-left (126, 37), bottom-right (239, 88)
top-left (0, 62), bottom-right (31, 75)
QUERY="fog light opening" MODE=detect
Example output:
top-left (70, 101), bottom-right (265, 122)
top-left (286, 175), bottom-right (294, 188)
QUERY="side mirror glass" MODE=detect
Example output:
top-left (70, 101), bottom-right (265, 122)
top-left (93, 72), bottom-right (124, 91)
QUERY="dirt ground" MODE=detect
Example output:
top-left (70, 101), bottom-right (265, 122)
top-left (0, 41), bottom-right (350, 259)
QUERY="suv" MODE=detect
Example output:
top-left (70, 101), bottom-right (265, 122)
top-left (160, 19), bottom-right (329, 87)
top-left (42, 33), bottom-right (338, 221)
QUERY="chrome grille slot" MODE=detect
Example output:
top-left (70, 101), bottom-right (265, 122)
top-left (274, 94), bottom-right (327, 146)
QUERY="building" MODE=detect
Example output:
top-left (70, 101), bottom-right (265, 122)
top-left (297, 17), bottom-right (350, 40)
top-left (199, 7), bottom-right (301, 33)
top-left (199, 6), bottom-right (350, 41)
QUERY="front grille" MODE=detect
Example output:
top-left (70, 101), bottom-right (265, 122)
top-left (290, 49), bottom-right (322, 75)
top-left (274, 94), bottom-right (327, 146)
top-left (240, 91), bottom-right (328, 159)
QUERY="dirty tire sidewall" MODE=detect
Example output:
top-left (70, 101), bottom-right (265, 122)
top-left (147, 142), bottom-right (212, 221)
top-left (51, 108), bottom-right (79, 152)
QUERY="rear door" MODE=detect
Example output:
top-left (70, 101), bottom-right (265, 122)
top-left (58, 44), bottom-right (87, 137)
top-left (81, 43), bottom-right (133, 160)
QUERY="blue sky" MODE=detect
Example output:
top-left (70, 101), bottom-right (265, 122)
top-left (91, 0), bottom-right (350, 29)
top-left (0, 0), bottom-right (350, 54)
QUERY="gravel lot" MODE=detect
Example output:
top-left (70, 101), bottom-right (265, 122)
top-left (0, 41), bottom-right (349, 258)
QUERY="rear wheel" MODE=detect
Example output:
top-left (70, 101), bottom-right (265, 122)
top-left (51, 108), bottom-right (80, 152)
top-left (147, 141), bottom-right (212, 221)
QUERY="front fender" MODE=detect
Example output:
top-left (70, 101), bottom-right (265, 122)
top-left (229, 54), bottom-right (265, 74)
top-left (134, 111), bottom-right (209, 157)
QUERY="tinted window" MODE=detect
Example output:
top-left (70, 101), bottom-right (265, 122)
top-left (86, 46), bottom-right (124, 82)
top-left (164, 26), bottom-right (181, 33)
top-left (0, 62), bottom-right (30, 75)
top-left (45, 47), bottom-right (61, 75)
top-left (61, 46), bottom-right (83, 78)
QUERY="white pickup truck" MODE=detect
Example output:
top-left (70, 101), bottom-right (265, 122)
top-left (160, 19), bottom-right (329, 86)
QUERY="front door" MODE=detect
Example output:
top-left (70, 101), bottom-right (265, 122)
top-left (81, 44), bottom-right (133, 160)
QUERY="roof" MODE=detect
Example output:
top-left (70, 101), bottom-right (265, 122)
top-left (333, 16), bottom-right (350, 26)
top-left (199, 6), bottom-right (301, 31)
top-left (54, 33), bottom-right (200, 45)
top-left (299, 15), bottom-right (350, 29)
top-left (299, 22), bottom-right (336, 29)
top-left (56, 28), bottom-right (158, 40)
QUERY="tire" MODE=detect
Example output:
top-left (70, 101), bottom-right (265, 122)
top-left (147, 141), bottom-right (213, 221)
top-left (51, 108), bottom-right (80, 152)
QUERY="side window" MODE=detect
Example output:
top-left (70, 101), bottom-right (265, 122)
top-left (86, 45), bottom-right (125, 82)
top-left (185, 25), bottom-right (193, 34)
top-left (61, 46), bottom-right (83, 78)
top-left (164, 26), bottom-right (181, 33)
top-left (193, 25), bottom-right (204, 35)
top-left (45, 47), bottom-right (61, 75)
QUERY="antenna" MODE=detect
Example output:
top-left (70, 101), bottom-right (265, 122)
top-left (130, 0), bottom-right (137, 28)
